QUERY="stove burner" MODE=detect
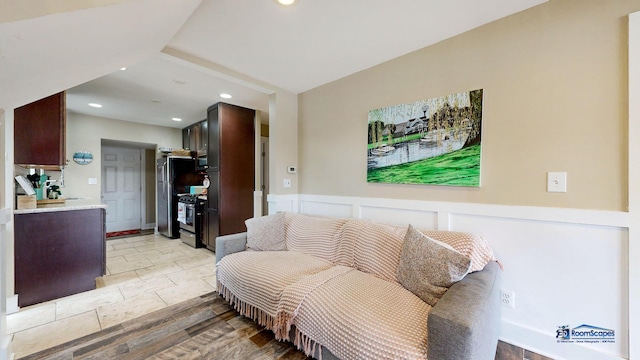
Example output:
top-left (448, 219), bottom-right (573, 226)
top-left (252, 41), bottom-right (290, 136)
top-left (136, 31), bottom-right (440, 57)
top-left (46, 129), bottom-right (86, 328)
top-left (178, 194), bottom-right (199, 204)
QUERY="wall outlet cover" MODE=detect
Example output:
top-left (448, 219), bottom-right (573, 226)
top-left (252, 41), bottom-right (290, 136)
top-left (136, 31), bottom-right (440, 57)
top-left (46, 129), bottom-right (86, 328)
top-left (547, 172), bottom-right (567, 193)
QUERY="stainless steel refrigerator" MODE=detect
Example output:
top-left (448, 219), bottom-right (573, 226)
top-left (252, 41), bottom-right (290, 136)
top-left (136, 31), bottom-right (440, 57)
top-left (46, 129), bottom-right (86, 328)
top-left (157, 156), bottom-right (203, 238)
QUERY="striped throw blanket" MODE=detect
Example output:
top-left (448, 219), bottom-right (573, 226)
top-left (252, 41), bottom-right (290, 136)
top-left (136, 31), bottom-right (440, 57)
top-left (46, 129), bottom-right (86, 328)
top-left (217, 251), bottom-right (431, 359)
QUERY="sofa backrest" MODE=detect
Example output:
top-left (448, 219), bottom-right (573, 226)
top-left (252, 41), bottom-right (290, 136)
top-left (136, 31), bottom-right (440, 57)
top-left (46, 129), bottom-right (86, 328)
top-left (338, 219), bottom-right (407, 283)
top-left (284, 213), bottom-right (496, 280)
top-left (285, 213), bottom-right (347, 263)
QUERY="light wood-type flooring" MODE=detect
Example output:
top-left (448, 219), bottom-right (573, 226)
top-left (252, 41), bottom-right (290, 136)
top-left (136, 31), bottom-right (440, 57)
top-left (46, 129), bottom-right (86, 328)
top-left (8, 233), bottom-right (220, 358)
top-left (19, 292), bottom-right (309, 359)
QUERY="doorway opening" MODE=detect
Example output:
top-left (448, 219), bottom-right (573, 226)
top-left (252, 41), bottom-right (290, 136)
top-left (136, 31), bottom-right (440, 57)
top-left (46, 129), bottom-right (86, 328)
top-left (101, 140), bottom-right (156, 236)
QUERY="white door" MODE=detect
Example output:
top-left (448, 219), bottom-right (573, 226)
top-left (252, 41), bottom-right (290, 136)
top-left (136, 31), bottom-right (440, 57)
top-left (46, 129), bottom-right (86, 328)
top-left (102, 146), bottom-right (142, 232)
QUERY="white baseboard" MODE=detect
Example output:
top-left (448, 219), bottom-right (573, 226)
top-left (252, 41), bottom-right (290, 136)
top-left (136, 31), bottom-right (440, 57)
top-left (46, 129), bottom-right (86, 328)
top-left (6, 295), bottom-right (17, 315)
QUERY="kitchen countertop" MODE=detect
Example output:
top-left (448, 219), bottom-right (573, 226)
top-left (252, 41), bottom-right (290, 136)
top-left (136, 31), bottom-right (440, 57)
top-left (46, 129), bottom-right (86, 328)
top-left (14, 199), bottom-right (107, 214)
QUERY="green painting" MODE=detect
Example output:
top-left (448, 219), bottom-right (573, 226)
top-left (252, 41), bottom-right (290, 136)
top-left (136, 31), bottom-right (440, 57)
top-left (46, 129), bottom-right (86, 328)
top-left (367, 89), bottom-right (482, 186)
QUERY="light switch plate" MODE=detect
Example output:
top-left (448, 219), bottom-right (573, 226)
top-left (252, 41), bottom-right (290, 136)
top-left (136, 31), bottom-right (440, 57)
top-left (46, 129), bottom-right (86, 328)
top-left (88, 178), bottom-right (98, 185)
top-left (547, 172), bottom-right (567, 192)
top-left (283, 179), bottom-right (291, 188)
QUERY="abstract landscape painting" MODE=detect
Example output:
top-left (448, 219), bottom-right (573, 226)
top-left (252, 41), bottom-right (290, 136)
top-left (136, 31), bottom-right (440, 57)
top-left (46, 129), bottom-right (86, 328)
top-left (367, 89), bottom-right (483, 186)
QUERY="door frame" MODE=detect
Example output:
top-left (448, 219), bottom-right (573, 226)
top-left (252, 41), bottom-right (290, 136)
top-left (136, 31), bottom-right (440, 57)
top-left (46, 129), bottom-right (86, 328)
top-left (261, 136), bottom-right (269, 216)
top-left (100, 140), bottom-right (155, 232)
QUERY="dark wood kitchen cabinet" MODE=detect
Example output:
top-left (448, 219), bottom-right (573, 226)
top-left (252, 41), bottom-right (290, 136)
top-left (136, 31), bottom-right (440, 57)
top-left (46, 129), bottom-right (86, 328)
top-left (14, 208), bottom-right (106, 307)
top-left (205, 103), bottom-right (255, 251)
top-left (183, 119), bottom-right (208, 169)
top-left (14, 91), bottom-right (66, 168)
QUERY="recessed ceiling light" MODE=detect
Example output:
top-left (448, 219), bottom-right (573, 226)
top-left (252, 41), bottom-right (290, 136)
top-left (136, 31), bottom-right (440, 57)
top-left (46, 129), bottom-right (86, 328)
top-left (220, 93), bottom-right (232, 99)
top-left (151, 99), bottom-right (162, 103)
top-left (120, 67), bottom-right (127, 71)
top-left (173, 79), bottom-right (187, 85)
top-left (277, 0), bottom-right (295, 5)
top-left (172, 117), bottom-right (182, 122)
top-left (88, 103), bottom-right (102, 108)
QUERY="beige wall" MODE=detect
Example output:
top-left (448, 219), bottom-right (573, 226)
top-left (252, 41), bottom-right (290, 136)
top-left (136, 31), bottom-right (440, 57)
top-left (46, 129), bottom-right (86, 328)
top-left (269, 90), bottom-right (299, 194)
top-left (65, 112), bottom-right (182, 201)
top-left (298, 0), bottom-right (638, 211)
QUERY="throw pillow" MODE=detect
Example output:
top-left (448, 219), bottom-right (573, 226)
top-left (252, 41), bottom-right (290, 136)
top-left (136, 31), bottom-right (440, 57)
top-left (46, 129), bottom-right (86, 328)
top-left (396, 224), bottom-right (471, 307)
top-left (419, 229), bottom-right (496, 273)
top-left (245, 212), bottom-right (286, 251)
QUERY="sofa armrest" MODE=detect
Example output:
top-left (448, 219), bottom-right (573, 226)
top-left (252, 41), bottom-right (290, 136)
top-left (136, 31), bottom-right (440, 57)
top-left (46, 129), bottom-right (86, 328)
top-left (215, 232), bottom-right (248, 264)
top-left (427, 261), bottom-right (501, 360)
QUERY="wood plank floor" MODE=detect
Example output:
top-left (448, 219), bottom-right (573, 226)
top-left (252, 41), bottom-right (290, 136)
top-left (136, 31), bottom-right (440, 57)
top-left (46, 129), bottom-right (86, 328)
top-left (20, 292), bottom-right (310, 359)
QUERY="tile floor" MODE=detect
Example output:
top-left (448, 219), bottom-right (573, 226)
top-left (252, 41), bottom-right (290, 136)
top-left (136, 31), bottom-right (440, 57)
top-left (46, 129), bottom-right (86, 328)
top-left (7, 233), bottom-right (218, 359)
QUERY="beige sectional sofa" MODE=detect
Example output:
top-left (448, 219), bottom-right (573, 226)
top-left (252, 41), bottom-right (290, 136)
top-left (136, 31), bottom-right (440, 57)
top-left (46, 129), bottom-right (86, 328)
top-left (215, 212), bottom-right (501, 360)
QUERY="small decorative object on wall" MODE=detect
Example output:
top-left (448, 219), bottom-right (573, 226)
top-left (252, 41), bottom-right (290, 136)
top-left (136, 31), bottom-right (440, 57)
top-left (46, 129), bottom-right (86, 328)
top-left (367, 89), bottom-right (483, 186)
top-left (73, 150), bottom-right (94, 165)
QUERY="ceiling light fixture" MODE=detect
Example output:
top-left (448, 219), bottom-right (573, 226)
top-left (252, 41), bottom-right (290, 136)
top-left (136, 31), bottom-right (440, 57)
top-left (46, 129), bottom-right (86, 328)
top-left (172, 117), bottom-right (182, 122)
top-left (277, 0), bottom-right (295, 5)
top-left (220, 93), bottom-right (232, 99)
top-left (88, 103), bottom-right (102, 108)
top-left (120, 67), bottom-right (127, 71)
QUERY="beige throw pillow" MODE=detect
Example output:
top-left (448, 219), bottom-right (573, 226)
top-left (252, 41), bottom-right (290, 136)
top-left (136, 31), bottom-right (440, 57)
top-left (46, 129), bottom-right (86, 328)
top-left (396, 225), bottom-right (471, 307)
top-left (245, 212), bottom-right (286, 251)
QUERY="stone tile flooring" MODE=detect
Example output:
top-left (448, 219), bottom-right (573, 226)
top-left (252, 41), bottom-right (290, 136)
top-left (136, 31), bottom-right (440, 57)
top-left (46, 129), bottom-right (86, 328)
top-left (7, 233), bottom-right (217, 359)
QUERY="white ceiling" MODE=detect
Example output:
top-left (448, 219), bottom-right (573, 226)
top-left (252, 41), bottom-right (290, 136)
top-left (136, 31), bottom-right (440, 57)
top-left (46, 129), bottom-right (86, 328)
top-left (66, 54), bottom-right (271, 128)
top-left (9, 0), bottom-right (548, 128)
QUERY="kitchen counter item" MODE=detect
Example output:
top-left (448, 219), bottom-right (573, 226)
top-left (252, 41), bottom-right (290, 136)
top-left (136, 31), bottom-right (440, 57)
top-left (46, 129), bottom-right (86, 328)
top-left (17, 195), bottom-right (37, 210)
top-left (15, 175), bottom-right (36, 195)
top-left (190, 186), bottom-right (206, 194)
top-left (37, 199), bottom-right (65, 207)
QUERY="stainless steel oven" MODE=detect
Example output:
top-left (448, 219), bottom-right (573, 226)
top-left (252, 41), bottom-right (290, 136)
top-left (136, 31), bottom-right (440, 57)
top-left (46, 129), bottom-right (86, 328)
top-left (178, 194), bottom-right (206, 248)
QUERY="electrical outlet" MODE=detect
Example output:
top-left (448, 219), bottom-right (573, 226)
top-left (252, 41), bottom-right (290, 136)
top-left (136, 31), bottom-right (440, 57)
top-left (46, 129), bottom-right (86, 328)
top-left (283, 179), bottom-right (291, 188)
top-left (501, 289), bottom-right (515, 308)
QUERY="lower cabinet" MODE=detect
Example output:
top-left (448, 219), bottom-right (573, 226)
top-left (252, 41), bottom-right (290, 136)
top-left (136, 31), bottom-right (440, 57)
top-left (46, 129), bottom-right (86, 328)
top-left (204, 209), bottom-right (219, 252)
top-left (14, 208), bottom-right (106, 307)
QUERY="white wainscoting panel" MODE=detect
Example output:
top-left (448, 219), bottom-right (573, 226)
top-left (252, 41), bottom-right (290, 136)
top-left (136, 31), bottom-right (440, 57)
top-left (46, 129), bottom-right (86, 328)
top-left (267, 194), bottom-right (298, 214)
top-left (268, 193), bottom-right (630, 360)
top-left (300, 200), bottom-right (353, 218)
top-left (253, 191), bottom-right (263, 218)
top-left (359, 205), bottom-right (438, 229)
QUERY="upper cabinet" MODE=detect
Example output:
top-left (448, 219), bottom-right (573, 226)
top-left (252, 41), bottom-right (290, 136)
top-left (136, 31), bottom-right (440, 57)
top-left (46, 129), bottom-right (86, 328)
top-left (14, 92), bottom-right (67, 168)
top-left (182, 119), bottom-right (208, 170)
